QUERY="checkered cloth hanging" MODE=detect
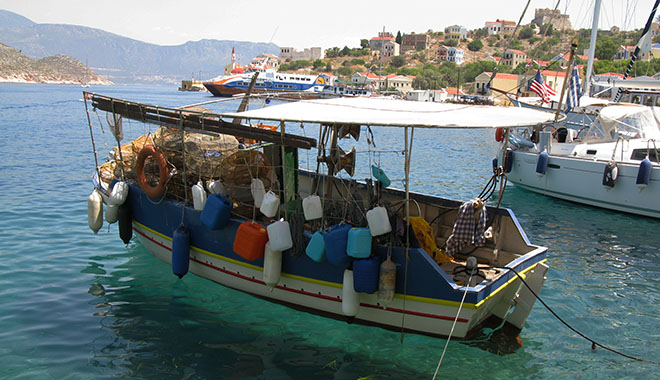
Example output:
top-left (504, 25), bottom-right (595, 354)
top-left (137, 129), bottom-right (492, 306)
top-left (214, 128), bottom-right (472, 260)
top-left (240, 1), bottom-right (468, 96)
top-left (445, 199), bottom-right (487, 257)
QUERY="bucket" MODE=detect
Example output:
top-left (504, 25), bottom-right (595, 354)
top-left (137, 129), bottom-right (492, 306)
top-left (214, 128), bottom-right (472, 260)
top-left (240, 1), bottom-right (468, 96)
top-left (302, 195), bottom-right (323, 221)
top-left (366, 206), bottom-right (391, 237)
top-left (305, 230), bottom-right (326, 262)
top-left (324, 224), bottom-right (352, 267)
top-left (353, 256), bottom-right (380, 294)
top-left (267, 219), bottom-right (293, 251)
top-left (200, 193), bottom-right (232, 230)
top-left (347, 227), bottom-right (372, 258)
top-left (233, 221), bottom-right (268, 261)
top-left (260, 190), bottom-right (279, 218)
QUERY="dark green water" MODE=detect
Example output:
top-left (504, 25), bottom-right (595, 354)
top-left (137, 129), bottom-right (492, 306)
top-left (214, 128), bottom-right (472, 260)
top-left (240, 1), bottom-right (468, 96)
top-left (0, 84), bottom-right (657, 379)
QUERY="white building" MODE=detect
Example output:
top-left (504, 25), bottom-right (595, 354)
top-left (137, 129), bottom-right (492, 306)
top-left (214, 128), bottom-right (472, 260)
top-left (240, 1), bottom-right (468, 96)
top-left (279, 47), bottom-right (323, 61)
top-left (444, 25), bottom-right (467, 40)
top-left (383, 40), bottom-right (400, 57)
top-left (447, 47), bottom-right (464, 65)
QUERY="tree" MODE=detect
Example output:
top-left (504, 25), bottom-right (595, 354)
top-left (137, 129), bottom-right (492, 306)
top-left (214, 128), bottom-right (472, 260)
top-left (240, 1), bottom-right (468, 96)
top-left (445, 39), bottom-right (458, 47)
top-left (340, 46), bottom-right (351, 56)
top-left (360, 39), bottom-right (369, 48)
top-left (474, 27), bottom-right (488, 39)
top-left (313, 59), bottom-right (324, 70)
top-left (467, 39), bottom-right (483, 52)
top-left (325, 47), bottom-right (340, 58)
top-left (595, 38), bottom-right (618, 60)
top-left (519, 26), bottom-right (536, 39)
top-left (396, 31), bottom-right (402, 44)
top-left (325, 62), bottom-right (332, 72)
top-left (390, 55), bottom-right (406, 68)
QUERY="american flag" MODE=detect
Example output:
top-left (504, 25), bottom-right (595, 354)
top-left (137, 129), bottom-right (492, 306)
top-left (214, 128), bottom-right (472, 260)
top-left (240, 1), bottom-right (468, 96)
top-left (529, 69), bottom-right (556, 103)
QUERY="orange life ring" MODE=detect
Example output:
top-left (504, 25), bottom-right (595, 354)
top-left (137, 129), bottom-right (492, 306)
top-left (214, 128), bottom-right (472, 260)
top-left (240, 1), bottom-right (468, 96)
top-left (495, 128), bottom-right (505, 142)
top-left (136, 145), bottom-right (169, 198)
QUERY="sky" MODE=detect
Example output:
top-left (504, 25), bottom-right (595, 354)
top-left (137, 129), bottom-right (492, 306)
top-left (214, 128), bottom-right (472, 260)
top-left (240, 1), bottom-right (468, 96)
top-left (0, 0), bottom-right (651, 50)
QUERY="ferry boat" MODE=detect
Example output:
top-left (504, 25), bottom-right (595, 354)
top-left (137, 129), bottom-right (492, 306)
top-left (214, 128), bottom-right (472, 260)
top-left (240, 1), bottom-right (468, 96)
top-left (203, 70), bottom-right (328, 97)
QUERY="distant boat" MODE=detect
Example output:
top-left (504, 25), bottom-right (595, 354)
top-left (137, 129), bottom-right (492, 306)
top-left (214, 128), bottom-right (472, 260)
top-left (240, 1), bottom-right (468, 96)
top-left (203, 70), bottom-right (328, 97)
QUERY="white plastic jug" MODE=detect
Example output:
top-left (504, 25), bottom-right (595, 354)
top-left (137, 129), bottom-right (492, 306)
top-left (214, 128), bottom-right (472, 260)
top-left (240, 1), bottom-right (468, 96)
top-left (251, 178), bottom-right (266, 208)
top-left (108, 181), bottom-right (128, 206)
top-left (302, 195), bottom-right (323, 221)
top-left (260, 190), bottom-right (279, 218)
top-left (207, 179), bottom-right (225, 195)
top-left (267, 219), bottom-right (293, 251)
top-left (192, 181), bottom-right (207, 211)
top-left (366, 206), bottom-right (392, 236)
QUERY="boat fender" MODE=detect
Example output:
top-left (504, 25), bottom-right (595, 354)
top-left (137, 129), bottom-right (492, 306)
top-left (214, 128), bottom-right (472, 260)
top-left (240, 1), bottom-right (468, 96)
top-left (192, 181), bottom-right (207, 211)
top-left (378, 256), bottom-right (397, 307)
top-left (503, 149), bottom-right (514, 173)
top-left (536, 151), bottom-right (549, 175)
top-left (118, 202), bottom-right (133, 244)
top-left (495, 128), bottom-right (505, 142)
top-left (636, 158), bottom-right (652, 189)
top-left (88, 189), bottom-right (103, 234)
top-left (602, 161), bottom-right (618, 188)
top-left (172, 225), bottom-right (190, 278)
top-left (341, 269), bottom-right (360, 317)
top-left (108, 181), bottom-right (129, 206)
top-left (492, 157), bottom-right (498, 173)
top-left (263, 242), bottom-right (282, 288)
top-left (105, 204), bottom-right (119, 224)
top-left (135, 145), bottom-right (169, 198)
top-left (250, 178), bottom-right (266, 208)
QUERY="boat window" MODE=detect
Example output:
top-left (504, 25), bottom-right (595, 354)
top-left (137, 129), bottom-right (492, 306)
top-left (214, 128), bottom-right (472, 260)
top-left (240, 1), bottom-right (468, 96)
top-left (644, 96), bottom-right (654, 107)
top-left (586, 149), bottom-right (597, 155)
top-left (631, 95), bottom-right (642, 104)
top-left (656, 97), bottom-right (660, 107)
top-left (631, 149), bottom-right (659, 161)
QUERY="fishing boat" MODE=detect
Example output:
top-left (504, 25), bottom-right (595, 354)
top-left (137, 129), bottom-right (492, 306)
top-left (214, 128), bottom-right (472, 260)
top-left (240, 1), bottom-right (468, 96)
top-left (83, 93), bottom-right (556, 340)
top-left (203, 70), bottom-right (328, 97)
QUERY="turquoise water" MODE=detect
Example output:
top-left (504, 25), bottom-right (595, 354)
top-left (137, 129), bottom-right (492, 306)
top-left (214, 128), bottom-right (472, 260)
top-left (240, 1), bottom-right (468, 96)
top-left (1, 83), bottom-right (658, 379)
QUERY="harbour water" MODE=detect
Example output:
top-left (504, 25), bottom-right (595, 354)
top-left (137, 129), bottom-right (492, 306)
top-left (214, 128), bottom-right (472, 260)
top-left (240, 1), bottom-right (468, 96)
top-left (1, 83), bottom-right (658, 379)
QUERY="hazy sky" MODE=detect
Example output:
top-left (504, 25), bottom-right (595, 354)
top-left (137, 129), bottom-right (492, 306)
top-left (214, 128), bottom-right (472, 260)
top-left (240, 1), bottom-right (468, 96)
top-left (0, 0), bottom-right (650, 49)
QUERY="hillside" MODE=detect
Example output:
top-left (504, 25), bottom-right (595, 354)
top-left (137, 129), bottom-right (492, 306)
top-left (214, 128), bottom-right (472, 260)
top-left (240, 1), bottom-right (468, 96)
top-left (0, 43), bottom-right (111, 84)
top-left (0, 10), bottom-right (279, 84)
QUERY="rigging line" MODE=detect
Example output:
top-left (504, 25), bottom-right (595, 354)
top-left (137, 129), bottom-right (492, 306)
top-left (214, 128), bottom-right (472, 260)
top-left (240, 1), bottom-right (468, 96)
top-left (487, 0), bottom-right (532, 89)
top-left (83, 93), bottom-right (102, 184)
top-left (490, 265), bottom-right (660, 365)
top-left (180, 111), bottom-right (187, 226)
top-left (432, 271), bottom-right (474, 378)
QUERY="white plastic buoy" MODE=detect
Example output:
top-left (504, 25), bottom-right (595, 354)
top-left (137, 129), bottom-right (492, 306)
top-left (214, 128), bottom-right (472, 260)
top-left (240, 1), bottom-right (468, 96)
top-left (105, 204), bottom-right (119, 224)
top-left (88, 190), bottom-right (103, 234)
top-left (302, 195), bottom-right (323, 221)
top-left (263, 242), bottom-right (282, 288)
top-left (207, 179), bottom-right (225, 195)
top-left (260, 190), bottom-right (279, 218)
top-left (267, 219), bottom-right (293, 251)
top-left (378, 256), bottom-right (396, 307)
top-left (342, 269), bottom-right (360, 317)
top-left (251, 178), bottom-right (266, 207)
top-left (192, 181), bottom-right (207, 210)
top-left (366, 206), bottom-right (392, 236)
top-left (108, 181), bottom-right (128, 206)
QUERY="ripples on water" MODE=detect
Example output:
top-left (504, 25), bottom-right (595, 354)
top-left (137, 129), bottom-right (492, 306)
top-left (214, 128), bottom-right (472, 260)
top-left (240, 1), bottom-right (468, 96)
top-left (0, 84), bottom-right (658, 379)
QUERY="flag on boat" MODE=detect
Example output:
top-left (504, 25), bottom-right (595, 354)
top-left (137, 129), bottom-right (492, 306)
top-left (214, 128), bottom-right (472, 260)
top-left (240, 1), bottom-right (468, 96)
top-left (565, 63), bottom-right (582, 112)
top-left (529, 70), bottom-right (556, 103)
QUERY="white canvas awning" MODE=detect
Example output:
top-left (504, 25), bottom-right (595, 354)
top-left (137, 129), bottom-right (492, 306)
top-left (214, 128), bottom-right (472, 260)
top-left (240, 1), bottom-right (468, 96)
top-left (221, 97), bottom-right (560, 129)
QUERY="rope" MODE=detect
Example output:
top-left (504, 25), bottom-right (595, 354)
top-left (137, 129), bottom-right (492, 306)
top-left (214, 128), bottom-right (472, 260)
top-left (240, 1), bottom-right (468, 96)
top-left (179, 111), bottom-right (187, 226)
top-left (83, 92), bottom-right (102, 185)
top-left (432, 271), bottom-right (474, 378)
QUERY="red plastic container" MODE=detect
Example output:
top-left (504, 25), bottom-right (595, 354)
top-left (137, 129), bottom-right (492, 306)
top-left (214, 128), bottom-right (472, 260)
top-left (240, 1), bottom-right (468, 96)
top-left (233, 221), bottom-right (269, 261)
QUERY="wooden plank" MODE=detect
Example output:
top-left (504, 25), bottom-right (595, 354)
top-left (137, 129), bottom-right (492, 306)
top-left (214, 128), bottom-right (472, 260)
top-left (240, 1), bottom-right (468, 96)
top-left (89, 94), bottom-right (317, 149)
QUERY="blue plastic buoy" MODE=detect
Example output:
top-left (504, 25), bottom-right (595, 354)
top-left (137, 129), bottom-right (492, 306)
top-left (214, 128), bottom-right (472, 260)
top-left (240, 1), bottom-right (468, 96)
top-left (536, 151), bottom-right (549, 175)
top-left (117, 203), bottom-right (132, 244)
top-left (503, 149), bottom-right (514, 173)
top-left (172, 225), bottom-right (190, 278)
top-left (636, 158), bottom-right (652, 189)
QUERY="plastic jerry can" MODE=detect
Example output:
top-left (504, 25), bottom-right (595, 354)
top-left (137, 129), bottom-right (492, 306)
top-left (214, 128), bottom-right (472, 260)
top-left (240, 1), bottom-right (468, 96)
top-left (192, 181), bottom-right (207, 210)
top-left (347, 227), bottom-right (372, 258)
top-left (302, 195), bottom-right (323, 220)
top-left (366, 206), bottom-right (392, 236)
top-left (260, 190), bottom-right (279, 218)
top-left (305, 230), bottom-right (326, 262)
top-left (251, 178), bottom-right (266, 207)
top-left (233, 221), bottom-right (268, 261)
top-left (353, 256), bottom-right (380, 294)
top-left (267, 219), bottom-right (293, 251)
top-left (324, 224), bottom-right (352, 267)
top-left (200, 193), bottom-right (232, 230)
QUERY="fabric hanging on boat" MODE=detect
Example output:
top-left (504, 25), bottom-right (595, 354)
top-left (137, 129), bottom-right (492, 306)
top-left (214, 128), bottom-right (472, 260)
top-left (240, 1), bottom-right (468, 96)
top-left (408, 217), bottom-right (452, 264)
top-left (445, 199), bottom-right (487, 257)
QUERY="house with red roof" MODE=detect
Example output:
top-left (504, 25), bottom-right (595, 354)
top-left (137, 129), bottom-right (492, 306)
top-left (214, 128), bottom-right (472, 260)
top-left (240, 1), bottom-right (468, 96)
top-left (369, 32), bottom-right (394, 51)
top-left (615, 45), bottom-right (652, 61)
top-left (502, 49), bottom-right (527, 67)
top-left (474, 72), bottom-right (519, 105)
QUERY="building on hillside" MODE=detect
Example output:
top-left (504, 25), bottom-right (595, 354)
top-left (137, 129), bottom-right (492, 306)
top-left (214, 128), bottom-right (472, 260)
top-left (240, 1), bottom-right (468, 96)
top-left (352, 72), bottom-right (384, 89)
top-left (614, 45), bottom-right (652, 61)
top-left (401, 33), bottom-right (429, 52)
top-left (533, 8), bottom-right (572, 31)
top-left (436, 46), bottom-right (450, 61)
top-left (385, 74), bottom-right (413, 92)
top-left (369, 32), bottom-right (394, 51)
top-left (383, 40), bottom-right (400, 57)
top-left (444, 25), bottom-right (467, 40)
top-left (474, 72), bottom-right (518, 105)
top-left (250, 53), bottom-right (280, 70)
top-left (279, 47), bottom-right (323, 62)
top-left (652, 22), bottom-right (660, 37)
top-left (447, 47), bottom-right (465, 65)
top-left (552, 52), bottom-right (593, 65)
top-left (485, 19), bottom-right (516, 35)
top-left (652, 43), bottom-right (660, 59)
top-left (502, 49), bottom-right (527, 67)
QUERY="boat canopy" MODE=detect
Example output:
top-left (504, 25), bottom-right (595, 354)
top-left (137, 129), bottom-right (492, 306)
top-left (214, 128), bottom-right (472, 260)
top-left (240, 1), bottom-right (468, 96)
top-left (221, 97), bottom-right (559, 129)
top-left (585, 104), bottom-right (660, 141)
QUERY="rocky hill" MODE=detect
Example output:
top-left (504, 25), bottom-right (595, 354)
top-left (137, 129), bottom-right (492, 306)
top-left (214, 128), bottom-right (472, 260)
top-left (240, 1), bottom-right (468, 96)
top-left (0, 43), bottom-right (111, 84)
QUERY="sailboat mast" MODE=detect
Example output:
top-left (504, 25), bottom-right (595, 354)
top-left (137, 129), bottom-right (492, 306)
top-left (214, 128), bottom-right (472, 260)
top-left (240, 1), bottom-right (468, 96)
top-left (583, 0), bottom-right (602, 96)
